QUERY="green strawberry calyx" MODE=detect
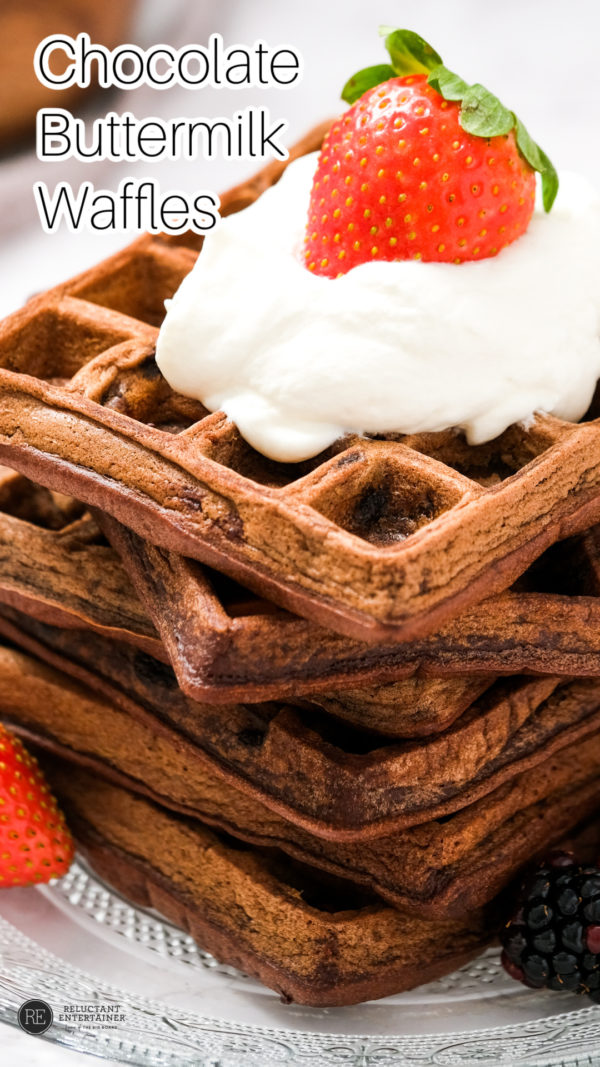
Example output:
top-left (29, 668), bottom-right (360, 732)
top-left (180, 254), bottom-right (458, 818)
top-left (341, 27), bottom-right (558, 212)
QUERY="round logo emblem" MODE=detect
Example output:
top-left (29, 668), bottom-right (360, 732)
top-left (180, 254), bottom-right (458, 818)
top-left (17, 999), bottom-right (53, 1035)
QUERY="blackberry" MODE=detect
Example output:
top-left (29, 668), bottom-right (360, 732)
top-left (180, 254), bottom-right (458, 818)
top-left (501, 852), bottom-right (600, 999)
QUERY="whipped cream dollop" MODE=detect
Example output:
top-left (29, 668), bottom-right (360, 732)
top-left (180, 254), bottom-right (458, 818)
top-left (156, 153), bottom-right (600, 462)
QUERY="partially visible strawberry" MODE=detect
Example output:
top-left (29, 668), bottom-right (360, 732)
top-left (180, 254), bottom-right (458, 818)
top-left (0, 725), bottom-right (74, 887)
top-left (305, 28), bottom-right (557, 278)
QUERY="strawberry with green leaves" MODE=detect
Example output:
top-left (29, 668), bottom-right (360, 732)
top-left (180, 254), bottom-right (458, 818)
top-left (305, 28), bottom-right (558, 277)
top-left (0, 725), bottom-right (74, 887)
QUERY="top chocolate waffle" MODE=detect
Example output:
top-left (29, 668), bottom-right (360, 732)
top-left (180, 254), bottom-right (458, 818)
top-left (1, 126), bottom-right (600, 641)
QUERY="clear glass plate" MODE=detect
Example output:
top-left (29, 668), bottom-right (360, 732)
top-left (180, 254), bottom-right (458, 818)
top-left (0, 857), bottom-right (599, 1066)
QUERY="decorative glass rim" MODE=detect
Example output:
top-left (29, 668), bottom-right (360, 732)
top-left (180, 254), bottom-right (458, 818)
top-left (0, 857), bottom-right (599, 1066)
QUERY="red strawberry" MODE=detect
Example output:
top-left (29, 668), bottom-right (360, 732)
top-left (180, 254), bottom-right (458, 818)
top-left (304, 29), bottom-right (557, 278)
top-left (0, 725), bottom-right (74, 887)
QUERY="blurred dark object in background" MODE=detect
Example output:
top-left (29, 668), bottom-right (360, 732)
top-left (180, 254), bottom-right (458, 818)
top-left (0, 0), bottom-right (137, 152)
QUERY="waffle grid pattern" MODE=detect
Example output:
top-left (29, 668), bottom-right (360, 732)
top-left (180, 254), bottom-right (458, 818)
top-left (0, 127), bottom-right (599, 642)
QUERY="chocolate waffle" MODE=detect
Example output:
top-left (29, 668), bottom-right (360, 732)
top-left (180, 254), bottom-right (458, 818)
top-left (100, 511), bottom-right (600, 704)
top-left (7, 643), bottom-right (600, 919)
top-left (4, 463), bottom-right (600, 720)
top-left (1, 128), bottom-right (600, 643)
top-left (39, 760), bottom-right (496, 1007)
top-left (2, 603), bottom-right (600, 839)
top-left (0, 465), bottom-right (499, 734)
top-left (0, 465), bottom-right (161, 655)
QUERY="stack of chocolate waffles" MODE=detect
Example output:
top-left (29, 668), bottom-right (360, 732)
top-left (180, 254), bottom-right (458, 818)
top-left (2, 130), bottom-right (600, 1006)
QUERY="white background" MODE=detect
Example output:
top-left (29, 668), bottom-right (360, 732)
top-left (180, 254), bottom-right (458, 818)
top-left (1, 0), bottom-right (599, 1062)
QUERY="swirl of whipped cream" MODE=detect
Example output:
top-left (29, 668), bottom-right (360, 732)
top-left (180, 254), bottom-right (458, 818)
top-left (156, 153), bottom-right (600, 462)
